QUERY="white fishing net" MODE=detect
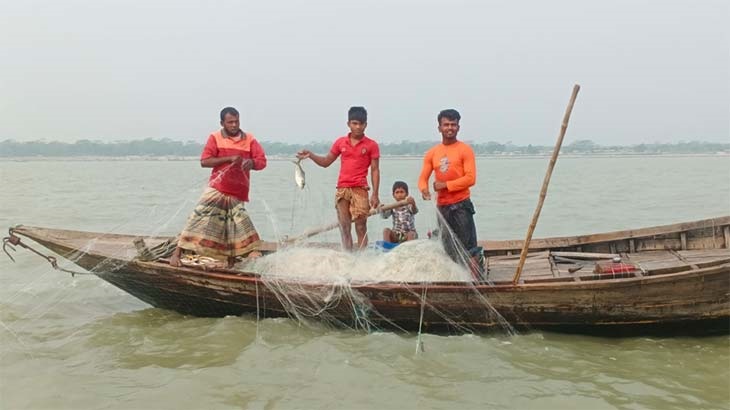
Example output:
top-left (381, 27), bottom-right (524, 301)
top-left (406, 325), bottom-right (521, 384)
top-left (236, 195), bottom-right (518, 342)
top-left (246, 240), bottom-right (472, 283)
top-left (3, 160), bottom-right (519, 352)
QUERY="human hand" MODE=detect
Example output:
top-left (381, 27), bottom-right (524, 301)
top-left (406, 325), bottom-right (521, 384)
top-left (240, 159), bottom-right (253, 171)
top-left (370, 194), bottom-right (380, 209)
top-left (296, 150), bottom-right (311, 160)
top-left (231, 156), bottom-right (243, 166)
top-left (407, 196), bottom-right (416, 206)
top-left (421, 189), bottom-right (431, 201)
top-left (433, 181), bottom-right (447, 191)
top-left (378, 203), bottom-right (387, 216)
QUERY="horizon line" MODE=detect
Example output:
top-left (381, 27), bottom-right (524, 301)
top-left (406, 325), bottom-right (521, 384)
top-left (1, 138), bottom-right (728, 147)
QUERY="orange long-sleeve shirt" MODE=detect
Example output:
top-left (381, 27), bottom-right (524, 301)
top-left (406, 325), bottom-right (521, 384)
top-left (417, 141), bottom-right (476, 206)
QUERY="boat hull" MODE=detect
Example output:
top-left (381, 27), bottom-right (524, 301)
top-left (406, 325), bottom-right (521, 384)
top-left (9, 218), bottom-right (730, 335)
top-left (87, 257), bottom-right (729, 335)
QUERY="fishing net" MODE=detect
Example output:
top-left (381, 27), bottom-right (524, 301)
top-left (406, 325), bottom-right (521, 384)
top-left (239, 193), bottom-right (518, 340)
top-left (3, 160), bottom-right (520, 354)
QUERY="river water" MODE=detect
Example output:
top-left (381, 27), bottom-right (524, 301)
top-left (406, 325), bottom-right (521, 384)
top-left (0, 156), bottom-right (728, 409)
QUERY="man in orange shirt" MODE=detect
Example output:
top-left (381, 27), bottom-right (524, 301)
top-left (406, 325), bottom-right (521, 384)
top-left (418, 109), bottom-right (485, 280)
top-left (297, 106), bottom-right (381, 250)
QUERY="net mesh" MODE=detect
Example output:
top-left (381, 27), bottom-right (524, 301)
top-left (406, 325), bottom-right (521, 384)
top-left (4, 165), bottom-right (524, 353)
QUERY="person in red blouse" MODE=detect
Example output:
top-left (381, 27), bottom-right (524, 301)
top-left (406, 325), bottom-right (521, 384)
top-left (296, 106), bottom-right (381, 251)
top-left (170, 107), bottom-right (267, 268)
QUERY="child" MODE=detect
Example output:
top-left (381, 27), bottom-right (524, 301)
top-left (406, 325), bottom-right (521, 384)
top-left (296, 106), bottom-right (381, 250)
top-left (381, 181), bottom-right (418, 243)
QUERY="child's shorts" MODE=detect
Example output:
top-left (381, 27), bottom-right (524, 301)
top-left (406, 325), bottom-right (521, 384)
top-left (393, 230), bottom-right (418, 243)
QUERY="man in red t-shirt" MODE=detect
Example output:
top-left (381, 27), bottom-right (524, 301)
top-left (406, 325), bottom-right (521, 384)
top-left (170, 107), bottom-right (267, 268)
top-left (297, 106), bottom-right (381, 250)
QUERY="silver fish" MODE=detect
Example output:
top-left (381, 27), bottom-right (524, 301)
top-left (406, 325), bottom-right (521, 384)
top-left (293, 158), bottom-right (305, 189)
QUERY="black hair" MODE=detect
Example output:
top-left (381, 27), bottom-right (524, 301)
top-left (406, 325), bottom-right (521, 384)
top-left (220, 107), bottom-right (240, 121)
top-left (437, 109), bottom-right (461, 124)
top-left (392, 180), bottom-right (409, 194)
top-left (348, 106), bottom-right (367, 123)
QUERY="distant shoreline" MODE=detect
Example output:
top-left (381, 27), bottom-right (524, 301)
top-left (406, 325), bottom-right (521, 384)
top-left (1, 153), bottom-right (729, 162)
top-left (3, 139), bottom-right (728, 160)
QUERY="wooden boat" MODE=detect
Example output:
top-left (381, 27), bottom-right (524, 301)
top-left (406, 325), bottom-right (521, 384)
top-left (4, 216), bottom-right (730, 335)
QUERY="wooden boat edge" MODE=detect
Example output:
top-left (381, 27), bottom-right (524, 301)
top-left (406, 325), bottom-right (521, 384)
top-left (10, 214), bottom-right (730, 257)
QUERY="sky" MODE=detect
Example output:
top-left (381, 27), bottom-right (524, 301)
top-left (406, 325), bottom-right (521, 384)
top-left (1, 0), bottom-right (728, 145)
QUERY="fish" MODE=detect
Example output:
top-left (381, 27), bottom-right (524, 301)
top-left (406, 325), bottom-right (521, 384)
top-left (293, 158), bottom-right (305, 189)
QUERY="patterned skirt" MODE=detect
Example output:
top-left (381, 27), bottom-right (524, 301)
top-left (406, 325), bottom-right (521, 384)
top-left (177, 188), bottom-right (262, 258)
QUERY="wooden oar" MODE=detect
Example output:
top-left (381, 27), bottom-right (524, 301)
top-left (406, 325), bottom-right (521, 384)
top-left (281, 199), bottom-right (411, 244)
top-left (512, 84), bottom-right (581, 285)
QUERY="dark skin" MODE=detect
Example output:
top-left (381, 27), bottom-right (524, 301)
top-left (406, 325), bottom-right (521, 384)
top-left (419, 115), bottom-right (483, 278)
top-left (297, 120), bottom-right (381, 250)
top-left (383, 188), bottom-right (418, 242)
top-left (169, 113), bottom-right (259, 267)
top-left (201, 113), bottom-right (254, 170)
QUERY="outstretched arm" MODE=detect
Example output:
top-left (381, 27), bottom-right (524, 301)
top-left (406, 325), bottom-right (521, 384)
top-left (297, 149), bottom-right (337, 168)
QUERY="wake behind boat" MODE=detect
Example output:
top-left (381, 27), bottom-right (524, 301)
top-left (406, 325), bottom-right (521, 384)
top-left (4, 216), bottom-right (729, 336)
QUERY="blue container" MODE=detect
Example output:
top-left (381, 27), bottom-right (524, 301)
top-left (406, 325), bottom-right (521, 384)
top-left (375, 240), bottom-right (399, 251)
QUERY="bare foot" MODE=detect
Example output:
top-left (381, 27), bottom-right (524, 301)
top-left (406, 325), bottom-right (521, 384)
top-left (226, 256), bottom-right (238, 268)
top-left (469, 255), bottom-right (486, 282)
top-left (248, 251), bottom-right (263, 260)
top-left (169, 247), bottom-right (182, 267)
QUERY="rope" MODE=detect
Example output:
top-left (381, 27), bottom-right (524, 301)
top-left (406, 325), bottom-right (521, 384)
top-left (415, 285), bottom-right (427, 354)
top-left (3, 229), bottom-right (92, 277)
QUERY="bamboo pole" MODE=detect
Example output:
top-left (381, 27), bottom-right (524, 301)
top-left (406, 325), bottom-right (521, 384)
top-left (512, 84), bottom-right (581, 285)
top-left (281, 199), bottom-right (410, 244)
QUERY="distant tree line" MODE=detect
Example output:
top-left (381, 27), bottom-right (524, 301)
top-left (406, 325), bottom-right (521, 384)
top-left (0, 138), bottom-right (728, 157)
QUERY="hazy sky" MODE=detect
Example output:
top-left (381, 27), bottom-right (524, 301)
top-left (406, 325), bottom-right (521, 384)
top-left (1, 0), bottom-right (728, 145)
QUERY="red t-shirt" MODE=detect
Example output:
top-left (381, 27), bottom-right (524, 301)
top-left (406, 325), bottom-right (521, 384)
top-left (329, 135), bottom-right (380, 188)
top-left (201, 130), bottom-right (267, 202)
